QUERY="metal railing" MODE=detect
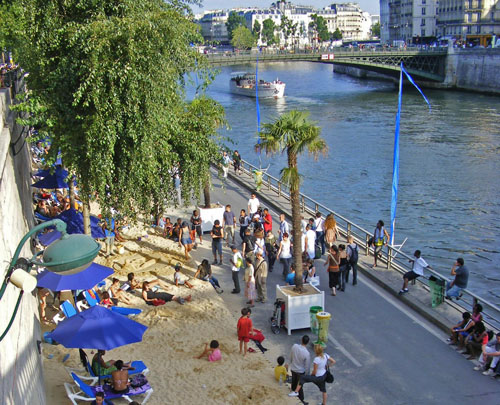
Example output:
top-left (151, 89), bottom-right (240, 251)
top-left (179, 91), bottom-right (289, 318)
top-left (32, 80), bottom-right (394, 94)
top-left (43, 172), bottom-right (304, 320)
top-left (238, 158), bottom-right (500, 330)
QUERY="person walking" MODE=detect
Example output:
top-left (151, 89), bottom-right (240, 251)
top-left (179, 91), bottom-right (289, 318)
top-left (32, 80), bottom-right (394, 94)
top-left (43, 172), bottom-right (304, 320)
top-left (233, 150), bottom-right (242, 175)
top-left (371, 220), bottom-right (389, 267)
top-left (239, 209), bottom-right (250, 242)
top-left (324, 213), bottom-right (339, 249)
top-left (446, 258), bottom-right (469, 299)
top-left (221, 150), bottom-right (231, 178)
top-left (304, 224), bottom-right (316, 260)
top-left (346, 235), bottom-right (359, 286)
top-left (242, 227), bottom-right (256, 265)
top-left (289, 335), bottom-right (311, 404)
top-left (277, 233), bottom-right (292, 279)
top-left (190, 210), bottom-right (203, 246)
top-left (255, 251), bottom-right (268, 303)
top-left (314, 212), bottom-right (326, 255)
top-left (222, 204), bottom-right (236, 246)
top-left (288, 344), bottom-right (335, 405)
top-left (338, 244), bottom-right (348, 292)
top-left (265, 230), bottom-right (278, 272)
top-left (325, 245), bottom-right (340, 296)
top-left (244, 257), bottom-right (256, 307)
top-left (210, 220), bottom-right (224, 265)
top-left (278, 213), bottom-right (290, 242)
top-left (230, 245), bottom-right (243, 294)
top-left (248, 193), bottom-right (260, 217)
top-left (262, 208), bottom-right (273, 234)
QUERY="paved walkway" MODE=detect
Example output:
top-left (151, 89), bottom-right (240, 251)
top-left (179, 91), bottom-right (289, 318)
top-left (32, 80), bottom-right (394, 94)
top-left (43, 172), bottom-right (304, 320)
top-left (186, 171), bottom-right (500, 405)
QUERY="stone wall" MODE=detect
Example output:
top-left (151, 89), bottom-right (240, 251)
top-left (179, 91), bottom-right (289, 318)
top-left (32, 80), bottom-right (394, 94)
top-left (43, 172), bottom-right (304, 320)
top-left (444, 48), bottom-right (500, 94)
top-left (0, 86), bottom-right (45, 404)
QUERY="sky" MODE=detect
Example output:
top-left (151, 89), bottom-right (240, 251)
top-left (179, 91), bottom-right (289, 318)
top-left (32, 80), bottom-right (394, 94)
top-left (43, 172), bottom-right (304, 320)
top-left (192, 0), bottom-right (380, 15)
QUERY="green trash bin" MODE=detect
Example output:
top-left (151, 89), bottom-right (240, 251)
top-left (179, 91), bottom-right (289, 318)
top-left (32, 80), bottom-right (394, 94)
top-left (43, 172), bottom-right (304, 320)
top-left (429, 276), bottom-right (445, 308)
top-left (309, 306), bottom-right (323, 335)
top-left (316, 311), bottom-right (332, 346)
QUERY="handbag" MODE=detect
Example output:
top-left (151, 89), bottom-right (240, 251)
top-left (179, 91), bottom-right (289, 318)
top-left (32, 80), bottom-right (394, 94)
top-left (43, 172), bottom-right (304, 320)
top-left (325, 354), bottom-right (334, 383)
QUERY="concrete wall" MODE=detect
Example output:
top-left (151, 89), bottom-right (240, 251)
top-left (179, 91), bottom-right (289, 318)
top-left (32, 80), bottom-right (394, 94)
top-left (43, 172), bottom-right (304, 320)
top-left (444, 48), bottom-right (500, 94)
top-left (0, 87), bottom-right (45, 404)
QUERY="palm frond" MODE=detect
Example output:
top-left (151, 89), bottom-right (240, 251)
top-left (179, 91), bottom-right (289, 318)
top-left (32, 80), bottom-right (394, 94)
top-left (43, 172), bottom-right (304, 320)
top-left (280, 166), bottom-right (302, 192)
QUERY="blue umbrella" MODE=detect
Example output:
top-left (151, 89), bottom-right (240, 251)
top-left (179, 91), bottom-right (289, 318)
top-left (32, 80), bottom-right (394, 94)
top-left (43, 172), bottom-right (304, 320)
top-left (34, 167), bottom-right (68, 179)
top-left (32, 174), bottom-right (69, 189)
top-left (38, 209), bottom-right (105, 246)
top-left (37, 263), bottom-right (113, 291)
top-left (46, 305), bottom-right (147, 350)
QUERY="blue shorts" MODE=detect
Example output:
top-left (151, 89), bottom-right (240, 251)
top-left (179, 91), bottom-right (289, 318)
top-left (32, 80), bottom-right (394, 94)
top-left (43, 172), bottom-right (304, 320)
top-left (212, 240), bottom-right (222, 255)
top-left (181, 237), bottom-right (192, 245)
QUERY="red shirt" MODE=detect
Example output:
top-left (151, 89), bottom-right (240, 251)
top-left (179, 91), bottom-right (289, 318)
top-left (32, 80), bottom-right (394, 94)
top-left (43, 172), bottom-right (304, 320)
top-left (263, 213), bottom-right (273, 233)
top-left (237, 316), bottom-right (253, 338)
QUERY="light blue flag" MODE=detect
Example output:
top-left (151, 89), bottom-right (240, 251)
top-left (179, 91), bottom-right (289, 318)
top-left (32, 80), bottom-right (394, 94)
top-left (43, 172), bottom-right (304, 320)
top-left (390, 62), bottom-right (431, 245)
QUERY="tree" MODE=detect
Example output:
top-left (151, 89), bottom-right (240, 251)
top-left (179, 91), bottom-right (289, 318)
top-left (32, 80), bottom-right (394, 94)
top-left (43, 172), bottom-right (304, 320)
top-left (371, 22), bottom-right (381, 38)
top-left (231, 26), bottom-right (256, 50)
top-left (332, 27), bottom-right (343, 40)
top-left (253, 20), bottom-right (261, 41)
top-left (262, 18), bottom-right (277, 46)
top-left (0, 1), bottom-right (26, 60)
top-left (226, 11), bottom-right (246, 40)
top-left (257, 111), bottom-right (327, 291)
top-left (310, 14), bottom-right (330, 43)
top-left (18, 0), bottom-right (218, 224)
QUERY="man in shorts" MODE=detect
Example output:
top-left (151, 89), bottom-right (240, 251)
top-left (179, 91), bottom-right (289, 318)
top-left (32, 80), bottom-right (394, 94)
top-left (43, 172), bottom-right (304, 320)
top-left (399, 250), bottom-right (430, 294)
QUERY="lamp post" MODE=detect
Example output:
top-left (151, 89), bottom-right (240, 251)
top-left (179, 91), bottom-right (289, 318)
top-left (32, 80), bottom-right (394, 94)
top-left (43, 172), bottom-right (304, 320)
top-left (0, 219), bottom-right (100, 341)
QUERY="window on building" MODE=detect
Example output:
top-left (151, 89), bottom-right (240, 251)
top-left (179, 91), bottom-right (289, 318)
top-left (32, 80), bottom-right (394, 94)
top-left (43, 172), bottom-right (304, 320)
top-left (421, 28), bottom-right (426, 36)
top-left (421, 18), bottom-right (426, 26)
top-left (422, 0), bottom-right (426, 3)
top-left (476, 25), bottom-right (481, 33)
top-left (422, 7), bottom-right (426, 14)
top-left (467, 25), bottom-right (471, 33)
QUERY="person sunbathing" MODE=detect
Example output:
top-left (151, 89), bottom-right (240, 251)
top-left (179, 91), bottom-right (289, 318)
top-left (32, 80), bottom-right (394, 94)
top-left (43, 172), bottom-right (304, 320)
top-left (111, 360), bottom-right (130, 393)
top-left (142, 281), bottom-right (191, 305)
top-left (109, 278), bottom-right (132, 305)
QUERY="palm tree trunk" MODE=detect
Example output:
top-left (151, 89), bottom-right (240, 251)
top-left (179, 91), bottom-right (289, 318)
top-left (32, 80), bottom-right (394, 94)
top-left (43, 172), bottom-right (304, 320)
top-left (82, 201), bottom-right (91, 236)
top-left (288, 152), bottom-right (304, 291)
top-left (203, 180), bottom-right (211, 208)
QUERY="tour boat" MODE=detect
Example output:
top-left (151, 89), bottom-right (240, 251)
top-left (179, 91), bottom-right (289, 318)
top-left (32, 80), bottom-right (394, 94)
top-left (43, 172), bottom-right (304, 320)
top-left (229, 72), bottom-right (286, 99)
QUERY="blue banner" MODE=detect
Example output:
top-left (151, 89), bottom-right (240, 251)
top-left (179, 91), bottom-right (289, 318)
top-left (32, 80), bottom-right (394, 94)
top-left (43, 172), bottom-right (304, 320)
top-left (390, 62), bottom-right (432, 245)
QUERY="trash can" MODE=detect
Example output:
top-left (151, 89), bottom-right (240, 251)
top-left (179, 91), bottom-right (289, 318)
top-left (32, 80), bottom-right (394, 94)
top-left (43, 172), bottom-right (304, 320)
top-left (309, 306), bottom-right (323, 335)
top-left (428, 276), bottom-right (445, 308)
top-left (316, 311), bottom-right (332, 345)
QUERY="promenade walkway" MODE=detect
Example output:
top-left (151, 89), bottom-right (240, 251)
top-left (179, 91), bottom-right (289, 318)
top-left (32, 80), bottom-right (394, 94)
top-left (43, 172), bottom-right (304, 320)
top-left (187, 169), bottom-right (500, 404)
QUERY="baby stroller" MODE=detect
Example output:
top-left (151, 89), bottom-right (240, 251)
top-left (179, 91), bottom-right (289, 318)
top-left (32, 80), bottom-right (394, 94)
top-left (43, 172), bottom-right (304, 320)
top-left (270, 298), bottom-right (286, 334)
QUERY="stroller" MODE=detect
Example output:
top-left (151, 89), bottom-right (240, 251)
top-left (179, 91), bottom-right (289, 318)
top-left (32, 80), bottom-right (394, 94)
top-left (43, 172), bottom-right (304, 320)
top-left (270, 298), bottom-right (286, 334)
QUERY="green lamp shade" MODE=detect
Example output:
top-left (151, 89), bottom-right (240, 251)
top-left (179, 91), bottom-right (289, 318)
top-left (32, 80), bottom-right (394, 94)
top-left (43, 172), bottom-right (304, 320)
top-left (42, 234), bottom-right (101, 275)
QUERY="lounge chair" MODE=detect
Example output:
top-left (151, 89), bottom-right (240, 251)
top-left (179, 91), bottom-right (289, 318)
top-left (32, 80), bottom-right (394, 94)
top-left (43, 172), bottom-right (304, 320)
top-left (65, 349), bottom-right (149, 385)
top-left (64, 372), bottom-right (153, 404)
top-left (61, 300), bottom-right (77, 318)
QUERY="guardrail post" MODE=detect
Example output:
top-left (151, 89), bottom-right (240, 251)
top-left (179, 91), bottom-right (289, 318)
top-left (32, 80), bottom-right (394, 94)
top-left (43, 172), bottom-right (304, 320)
top-left (314, 203), bottom-right (319, 213)
top-left (301, 195), bottom-right (305, 212)
top-left (347, 223), bottom-right (351, 237)
top-left (365, 234), bottom-right (370, 256)
top-left (387, 245), bottom-right (392, 269)
top-left (278, 183), bottom-right (281, 197)
top-left (267, 175), bottom-right (271, 190)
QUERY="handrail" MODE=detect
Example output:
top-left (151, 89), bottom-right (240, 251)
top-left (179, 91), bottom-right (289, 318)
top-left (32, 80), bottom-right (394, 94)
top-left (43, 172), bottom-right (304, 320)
top-left (238, 158), bottom-right (500, 330)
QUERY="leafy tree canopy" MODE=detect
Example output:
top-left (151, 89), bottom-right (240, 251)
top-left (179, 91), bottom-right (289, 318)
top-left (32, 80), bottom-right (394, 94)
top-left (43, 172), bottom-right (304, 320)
top-left (372, 22), bottom-right (381, 38)
top-left (226, 11), bottom-right (246, 40)
top-left (332, 27), bottom-right (343, 40)
top-left (261, 18), bottom-right (277, 46)
top-left (231, 26), bottom-right (256, 50)
top-left (310, 14), bottom-right (330, 42)
top-left (17, 0), bottom-right (222, 217)
top-left (252, 20), bottom-right (261, 38)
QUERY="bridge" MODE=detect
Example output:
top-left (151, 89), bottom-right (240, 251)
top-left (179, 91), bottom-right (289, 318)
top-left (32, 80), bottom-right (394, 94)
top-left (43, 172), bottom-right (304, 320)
top-left (205, 48), bottom-right (448, 82)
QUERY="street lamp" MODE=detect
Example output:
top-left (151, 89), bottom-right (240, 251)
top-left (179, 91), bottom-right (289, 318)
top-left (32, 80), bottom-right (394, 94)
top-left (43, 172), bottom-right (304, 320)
top-left (0, 219), bottom-right (100, 341)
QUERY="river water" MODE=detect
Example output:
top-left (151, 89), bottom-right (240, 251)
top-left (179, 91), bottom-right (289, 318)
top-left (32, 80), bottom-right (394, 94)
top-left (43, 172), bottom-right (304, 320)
top-left (193, 61), bottom-right (500, 305)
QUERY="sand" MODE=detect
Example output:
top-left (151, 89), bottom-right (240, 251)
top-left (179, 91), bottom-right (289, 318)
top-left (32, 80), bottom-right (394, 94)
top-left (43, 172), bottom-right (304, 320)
top-left (41, 215), bottom-right (297, 405)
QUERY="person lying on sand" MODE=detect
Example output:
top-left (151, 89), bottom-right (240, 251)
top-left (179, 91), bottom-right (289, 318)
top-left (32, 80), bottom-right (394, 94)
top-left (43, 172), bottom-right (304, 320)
top-left (142, 281), bottom-right (192, 305)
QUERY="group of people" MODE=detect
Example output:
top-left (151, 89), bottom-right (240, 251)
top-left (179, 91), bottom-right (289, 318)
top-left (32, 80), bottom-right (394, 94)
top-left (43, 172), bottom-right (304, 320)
top-left (449, 304), bottom-right (500, 378)
top-left (157, 210), bottom-right (203, 260)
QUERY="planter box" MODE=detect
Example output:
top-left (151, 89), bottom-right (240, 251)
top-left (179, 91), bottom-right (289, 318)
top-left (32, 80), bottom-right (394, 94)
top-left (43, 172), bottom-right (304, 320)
top-left (276, 284), bottom-right (325, 335)
top-left (198, 206), bottom-right (225, 233)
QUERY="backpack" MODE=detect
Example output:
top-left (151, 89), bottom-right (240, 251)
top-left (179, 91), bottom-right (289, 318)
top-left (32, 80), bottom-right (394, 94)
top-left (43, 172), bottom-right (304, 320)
top-left (348, 244), bottom-right (358, 265)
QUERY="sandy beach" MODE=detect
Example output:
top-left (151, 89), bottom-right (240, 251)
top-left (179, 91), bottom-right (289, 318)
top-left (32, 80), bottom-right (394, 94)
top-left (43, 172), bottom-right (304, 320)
top-left (41, 209), bottom-right (298, 405)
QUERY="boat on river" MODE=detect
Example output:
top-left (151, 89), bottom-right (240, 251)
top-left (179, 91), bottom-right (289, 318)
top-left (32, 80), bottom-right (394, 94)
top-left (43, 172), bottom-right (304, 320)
top-left (229, 72), bottom-right (286, 99)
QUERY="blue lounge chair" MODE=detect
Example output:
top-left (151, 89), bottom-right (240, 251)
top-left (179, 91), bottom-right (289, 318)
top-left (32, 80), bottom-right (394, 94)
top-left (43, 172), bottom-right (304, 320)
top-left (64, 372), bottom-right (153, 404)
top-left (83, 291), bottom-right (142, 316)
top-left (61, 300), bottom-right (78, 318)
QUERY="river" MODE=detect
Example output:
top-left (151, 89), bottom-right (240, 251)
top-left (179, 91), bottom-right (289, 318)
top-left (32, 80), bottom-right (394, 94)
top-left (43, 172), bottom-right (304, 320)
top-left (191, 61), bottom-right (500, 305)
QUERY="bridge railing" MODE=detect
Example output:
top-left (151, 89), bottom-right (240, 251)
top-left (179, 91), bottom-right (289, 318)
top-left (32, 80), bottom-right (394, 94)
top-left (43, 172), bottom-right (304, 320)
top-left (238, 158), bottom-right (500, 330)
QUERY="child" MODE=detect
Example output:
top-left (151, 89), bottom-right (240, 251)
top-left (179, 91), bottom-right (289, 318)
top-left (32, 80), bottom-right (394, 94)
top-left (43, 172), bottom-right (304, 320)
top-left (163, 217), bottom-right (173, 238)
top-left (100, 291), bottom-right (114, 308)
top-left (196, 340), bottom-right (222, 362)
top-left (174, 263), bottom-right (194, 289)
top-left (237, 307), bottom-right (253, 356)
top-left (274, 356), bottom-right (289, 384)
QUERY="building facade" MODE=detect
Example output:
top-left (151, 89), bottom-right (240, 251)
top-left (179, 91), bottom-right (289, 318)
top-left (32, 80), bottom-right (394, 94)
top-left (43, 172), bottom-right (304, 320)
top-left (380, 0), bottom-right (438, 44)
top-left (436, 0), bottom-right (500, 46)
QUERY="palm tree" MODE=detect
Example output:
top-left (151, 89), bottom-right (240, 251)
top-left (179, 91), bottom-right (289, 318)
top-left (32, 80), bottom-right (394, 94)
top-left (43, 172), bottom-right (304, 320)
top-left (257, 110), bottom-right (327, 291)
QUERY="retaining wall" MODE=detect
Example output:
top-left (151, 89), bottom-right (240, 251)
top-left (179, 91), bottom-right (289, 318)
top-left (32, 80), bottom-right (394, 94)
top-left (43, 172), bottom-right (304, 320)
top-left (0, 87), bottom-right (45, 404)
